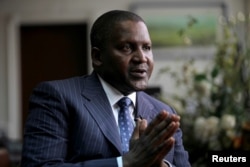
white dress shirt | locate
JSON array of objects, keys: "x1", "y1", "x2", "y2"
[{"x1": 98, "y1": 75, "x2": 136, "y2": 126}]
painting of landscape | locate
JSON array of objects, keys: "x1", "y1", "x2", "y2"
[{"x1": 135, "y1": 5, "x2": 223, "y2": 48}]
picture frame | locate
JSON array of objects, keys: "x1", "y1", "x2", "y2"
[{"x1": 130, "y1": 1, "x2": 227, "y2": 60}]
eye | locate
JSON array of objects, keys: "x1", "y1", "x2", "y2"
[
  {"x1": 143, "y1": 45, "x2": 151, "y2": 51},
  {"x1": 121, "y1": 44, "x2": 133, "y2": 53}
]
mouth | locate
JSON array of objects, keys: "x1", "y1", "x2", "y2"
[{"x1": 130, "y1": 68, "x2": 148, "y2": 78}]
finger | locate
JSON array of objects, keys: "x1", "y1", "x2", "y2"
[
  {"x1": 171, "y1": 114, "x2": 181, "y2": 122},
  {"x1": 160, "y1": 110, "x2": 181, "y2": 123},
  {"x1": 154, "y1": 122, "x2": 179, "y2": 145},
  {"x1": 139, "y1": 119, "x2": 147, "y2": 136},
  {"x1": 162, "y1": 110, "x2": 180, "y2": 123},
  {"x1": 145, "y1": 112, "x2": 179, "y2": 141},
  {"x1": 131, "y1": 118, "x2": 142, "y2": 140},
  {"x1": 143, "y1": 137, "x2": 175, "y2": 165},
  {"x1": 153, "y1": 137, "x2": 175, "y2": 164},
  {"x1": 148, "y1": 121, "x2": 179, "y2": 147},
  {"x1": 144, "y1": 111, "x2": 168, "y2": 135},
  {"x1": 144, "y1": 110, "x2": 180, "y2": 136}
]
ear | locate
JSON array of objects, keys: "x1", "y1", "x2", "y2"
[{"x1": 91, "y1": 47, "x2": 103, "y2": 66}]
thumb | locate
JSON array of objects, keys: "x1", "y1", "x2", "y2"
[
  {"x1": 139, "y1": 119, "x2": 147, "y2": 136},
  {"x1": 131, "y1": 118, "x2": 141, "y2": 140},
  {"x1": 129, "y1": 119, "x2": 148, "y2": 150},
  {"x1": 131, "y1": 118, "x2": 148, "y2": 140}
]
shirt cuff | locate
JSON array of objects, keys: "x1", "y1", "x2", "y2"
[
  {"x1": 164, "y1": 160, "x2": 173, "y2": 167},
  {"x1": 118, "y1": 156, "x2": 173, "y2": 167},
  {"x1": 117, "y1": 156, "x2": 123, "y2": 167}
]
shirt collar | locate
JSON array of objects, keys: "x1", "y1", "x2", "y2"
[{"x1": 97, "y1": 75, "x2": 136, "y2": 107}]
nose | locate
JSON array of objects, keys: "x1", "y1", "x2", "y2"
[{"x1": 133, "y1": 49, "x2": 147, "y2": 63}]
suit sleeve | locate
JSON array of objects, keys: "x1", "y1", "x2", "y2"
[
  {"x1": 21, "y1": 82, "x2": 118, "y2": 167},
  {"x1": 168, "y1": 107, "x2": 191, "y2": 167}
]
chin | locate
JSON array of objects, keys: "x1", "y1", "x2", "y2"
[
  {"x1": 122, "y1": 85, "x2": 147, "y2": 95},
  {"x1": 133, "y1": 83, "x2": 148, "y2": 91}
]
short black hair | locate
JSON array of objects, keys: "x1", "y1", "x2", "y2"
[{"x1": 90, "y1": 10, "x2": 145, "y2": 49}]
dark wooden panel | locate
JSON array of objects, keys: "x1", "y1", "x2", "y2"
[{"x1": 20, "y1": 23, "x2": 88, "y2": 134}]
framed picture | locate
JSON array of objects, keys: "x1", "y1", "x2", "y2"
[{"x1": 130, "y1": 1, "x2": 227, "y2": 60}]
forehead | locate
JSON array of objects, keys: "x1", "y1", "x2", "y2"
[{"x1": 111, "y1": 20, "x2": 151, "y2": 43}]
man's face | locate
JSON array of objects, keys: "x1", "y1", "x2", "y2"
[{"x1": 96, "y1": 20, "x2": 154, "y2": 95}]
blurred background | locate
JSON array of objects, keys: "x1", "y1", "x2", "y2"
[{"x1": 0, "y1": 0, "x2": 249, "y2": 166}]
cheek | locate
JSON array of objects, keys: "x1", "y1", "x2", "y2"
[
  {"x1": 110, "y1": 60, "x2": 129, "y2": 78},
  {"x1": 115, "y1": 57, "x2": 130, "y2": 71},
  {"x1": 148, "y1": 59, "x2": 154, "y2": 77}
]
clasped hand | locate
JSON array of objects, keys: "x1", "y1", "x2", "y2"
[{"x1": 122, "y1": 110, "x2": 180, "y2": 167}]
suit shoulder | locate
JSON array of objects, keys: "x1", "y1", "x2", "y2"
[
  {"x1": 37, "y1": 75, "x2": 86, "y2": 87},
  {"x1": 140, "y1": 91, "x2": 177, "y2": 114},
  {"x1": 32, "y1": 75, "x2": 90, "y2": 95},
  {"x1": 140, "y1": 91, "x2": 166, "y2": 106}
]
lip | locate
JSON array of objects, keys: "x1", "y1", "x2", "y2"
[{"x1": 130, "y1": 68, "x2": 147, "y2": 78}]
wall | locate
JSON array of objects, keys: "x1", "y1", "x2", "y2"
[{"x1": 0, "y1": 0, "x2": 247, "y2": 140}]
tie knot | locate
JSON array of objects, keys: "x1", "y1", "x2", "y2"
[{"x1": 117, "y1": 97, "x2": 132, "y2": 109}]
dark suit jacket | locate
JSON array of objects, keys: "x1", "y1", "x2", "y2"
[{"x1": 21, "y1": 72, "x2": 190, "y2": 167}]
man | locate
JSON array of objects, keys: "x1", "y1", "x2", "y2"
[{"x1": 21, "y1": 10, "x2": 191, "y2": 167}]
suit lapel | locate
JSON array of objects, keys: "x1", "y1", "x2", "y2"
[
  {"x1": 81, "y1": 72, "x2": 122, "y2": 154},
  {"x1": 135, "y1": 92, "x2": 157, "y2": 123}
]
